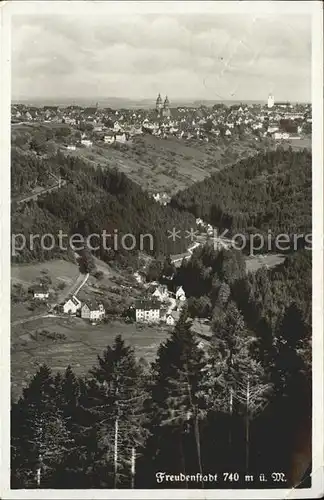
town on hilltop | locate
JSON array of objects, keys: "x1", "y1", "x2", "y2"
[{"x1": 11, "y1": 93, "x2": 311, "y2": 146}]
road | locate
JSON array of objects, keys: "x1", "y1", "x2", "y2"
[
  {"x1": 12, "y1": 272, "x2": 90, "y2": 326},
  {"x1": 171, "y1": 226, "x2": 285, "y2": 274},
  {"x1": 171, "y1": 235, "x2": 231, "y2": 267},
  {"x1": 171, "y1": 241, "x2": 201, "y2": 266},
  {"x1": 54, "y1": 272, "x2": 89, "y2": 306},
  {"x1": 12, "y1": 174, "x2": 66, "y2": 205}
]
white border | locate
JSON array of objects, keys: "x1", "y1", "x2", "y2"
[{"x1": 1, "y1": 1, "x2": 323, "y2": 499}]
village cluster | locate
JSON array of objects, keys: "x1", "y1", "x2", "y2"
[
  {"x1": 11, "y1": 94, "x2": 311, "y2": 149},
  {"x1": 32, "y1": 281, "x2": 187, "y2": 327}
]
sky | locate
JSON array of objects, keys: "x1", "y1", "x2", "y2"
[{"x1": 11, "y1": 13, "x2": 311, "y2": 103}]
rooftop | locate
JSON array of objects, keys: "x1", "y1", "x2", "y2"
[{"x1": 135, "y1": 299, "x2": 161, "y2": 310}]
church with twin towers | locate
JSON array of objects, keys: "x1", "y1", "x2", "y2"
[{"x1": 155, "y1": 93, "x2": 171, "y2": 118}]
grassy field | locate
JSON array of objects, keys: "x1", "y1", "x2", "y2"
[
  {"x1": 61, "y1": 135, "x2": 264, "y2": 195},
  {"x1": 11, "y1": 259, "x2": 79, "y2": 287},
  {"x1": 11, "y1": 316, "x2": 171, "y2": 401},
  {"x1": 245, "y1": 253, "x2": 286, "y2": 273}
]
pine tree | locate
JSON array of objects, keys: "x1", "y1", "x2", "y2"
[
  {"x1": 147, "y1": 311, "x2": 208, "y2": 486},
  {"x1": 11, "y1": 365, "x2": 74, "y2": 488},
  {"x1": 83, "y1": 336, "x2": 148, "y2": 488},
  {"x1": 272, "y1": 302, "x2": 309, "y2": 398},
  {"x1": 207, "y1": 302, "x2": 271, "y2": 473}
]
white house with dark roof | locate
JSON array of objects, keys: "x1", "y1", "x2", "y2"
[
  {"x1": 63, "y1": 295, "x2": 81, "y2": 315},
  {"x1": 81, "y1": 301, "x2": 105, "y2": 321},
  {"x1": 176, "y1": 286, "x2": 186, "y2": 301},
  {"x1": 166, "y1": 313, "x2": 175, "y2": 326},
  {"x1": 33, "y1": 285, "x2": 49, "y2": 300},
  {"x1": 135, "y1": 299, "x2": 160, "y2": 323}
]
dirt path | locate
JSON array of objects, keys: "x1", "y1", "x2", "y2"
[{"x1": 54, "y1": 272, "x2": 89, "y2": 306}]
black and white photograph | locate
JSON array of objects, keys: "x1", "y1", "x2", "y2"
[{"x1": 1, "y1": 0, "x2": 323, "y2": 498}]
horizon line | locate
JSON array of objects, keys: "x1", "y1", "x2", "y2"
[{"x1": 12, "y1": 97, "x2": 310, "y2": 106}]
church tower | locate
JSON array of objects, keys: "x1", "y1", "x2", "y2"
[
  {"x1": 162, "y1": 95, "x2": 171, "y2": 118},
  {"x1": 267, "y1": 94, "x2": 274, "y2": 108},
  {"x1": 156, "y1": 93, "x2": 163, "y2": 116}
]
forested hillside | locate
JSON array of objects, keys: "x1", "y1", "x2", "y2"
[
  {"x1": 173, "y1": 245, "x2": 311, "y2": 329},
  {"x1": 11, "y1": 149, "x2": 196, "y2": 265},
  {"x1": 171, "y1": 147, "x2": 311, "y2": 248}
]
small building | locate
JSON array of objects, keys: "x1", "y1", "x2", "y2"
[
  {"x1": 176, "y1": 286, "x2": 186, "y2": 301},
  {"x1": 81, "y1": 301, "x2": 105, "y2": 321},
  {"x1": 166, "y1": 313, "x2": 175, "y2": 326},
  {"x1": 267, "y1": 126, "x2": 279, "y2": 134},
  {"x1": 63, "y1": 295, "x2": 81, "y2": 315},
  {"x1": 273, "y1": 132, "x2": 290, "y2": 140},
  {"x1": 33, "y1": 285, "x2": 49, "y2": 300},
  {"x1": 66, "y1": 144, "x2": 76, "y2": 151},
  {"x1": 104, "y1": 133, "x2": 115, "y2": 144},
  {"x1": 115, "y1": 132, "x2": 128, "y2": 144},
  {"x1": 152, "y1": 284, "x2": 169, "y2": 302},
  {"x1": 113, "y1": 121, "x2": 122, "y2": 132},
  {"x1": 135, "y1": 299, "x2": 160, "y2": 323},
  {"x1": 81, "y1": 139, "x2": 93, "y2": 148}
]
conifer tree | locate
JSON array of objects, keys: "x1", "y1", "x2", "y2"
[
  {"x1": 83, "y1": 336, "x2": 148, "y2": 488},
  {"x1": 148, "y1": 311, "x2": 208, "y2": 485},
  {"x1": 207, "y1": 302, "x2": 271, "y2": 472},
  {"x1": 11, "y1": 365, "x2": 74, "y2": 488}
]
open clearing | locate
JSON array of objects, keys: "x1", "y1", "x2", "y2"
[
  {"x1": 245, "y1": 253, "x2": 286, "y2": 273},
  {"x1": 11, "y1": 259, "x2": 79, "y2": 287},
  {"x1": 11, "y1": 316, "x2": 171, "y2": 401},
  {"x1": 63, "y1": 135, "x2": 264, "y2": 195}
]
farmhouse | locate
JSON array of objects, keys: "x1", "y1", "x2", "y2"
[
  {"x1": 63, "y1": 295, "x2": 81, "y2": 315},
  {"x1": 33, "y1": 285, "x2": 49, "y2": 300},
  {"x1": 81, "y1": 301, "x2": 105, "y2": 321},
  {"x1": 135, "y1": 299, "x2": 160, "y2": 323}
]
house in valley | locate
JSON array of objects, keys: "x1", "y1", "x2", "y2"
[
  {"x1": 81, "y1": 301, "x2": 105, "y2": 322},
  {"x1": 135, "y1": 299, "x2": 160, "y2": 323},
  {"x1": 175, "y1": 286, "x2": 186, "y2": 301},
  {"x1": 33, "y1": 285, "x2": 49, "y2": 300},
  {"x1": 152, "y1": 284, "x2": 169, "y2": 302},
  {"x1": 81, "y1": 138, "x2": 93, "y2": 148},
  {"x1": 166, "y1": 313, "x2": 175, "y2": 326},
  {"x1": 63, "y1": 295, "x2": 81, "y2": 315}
]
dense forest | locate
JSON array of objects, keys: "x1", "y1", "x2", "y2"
[
  {"x1": 171, "y1": 148, "x2": 311, "y2": 251},
  {"x1": 11, "y1": 248, "x2": 312, "y2": 489},
  {"x1": 172, "y1": 245, "x2": 311, "y2": 328},
  {"x1": 11, "y1": 148, "x2": 196, "y2": 266}
]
